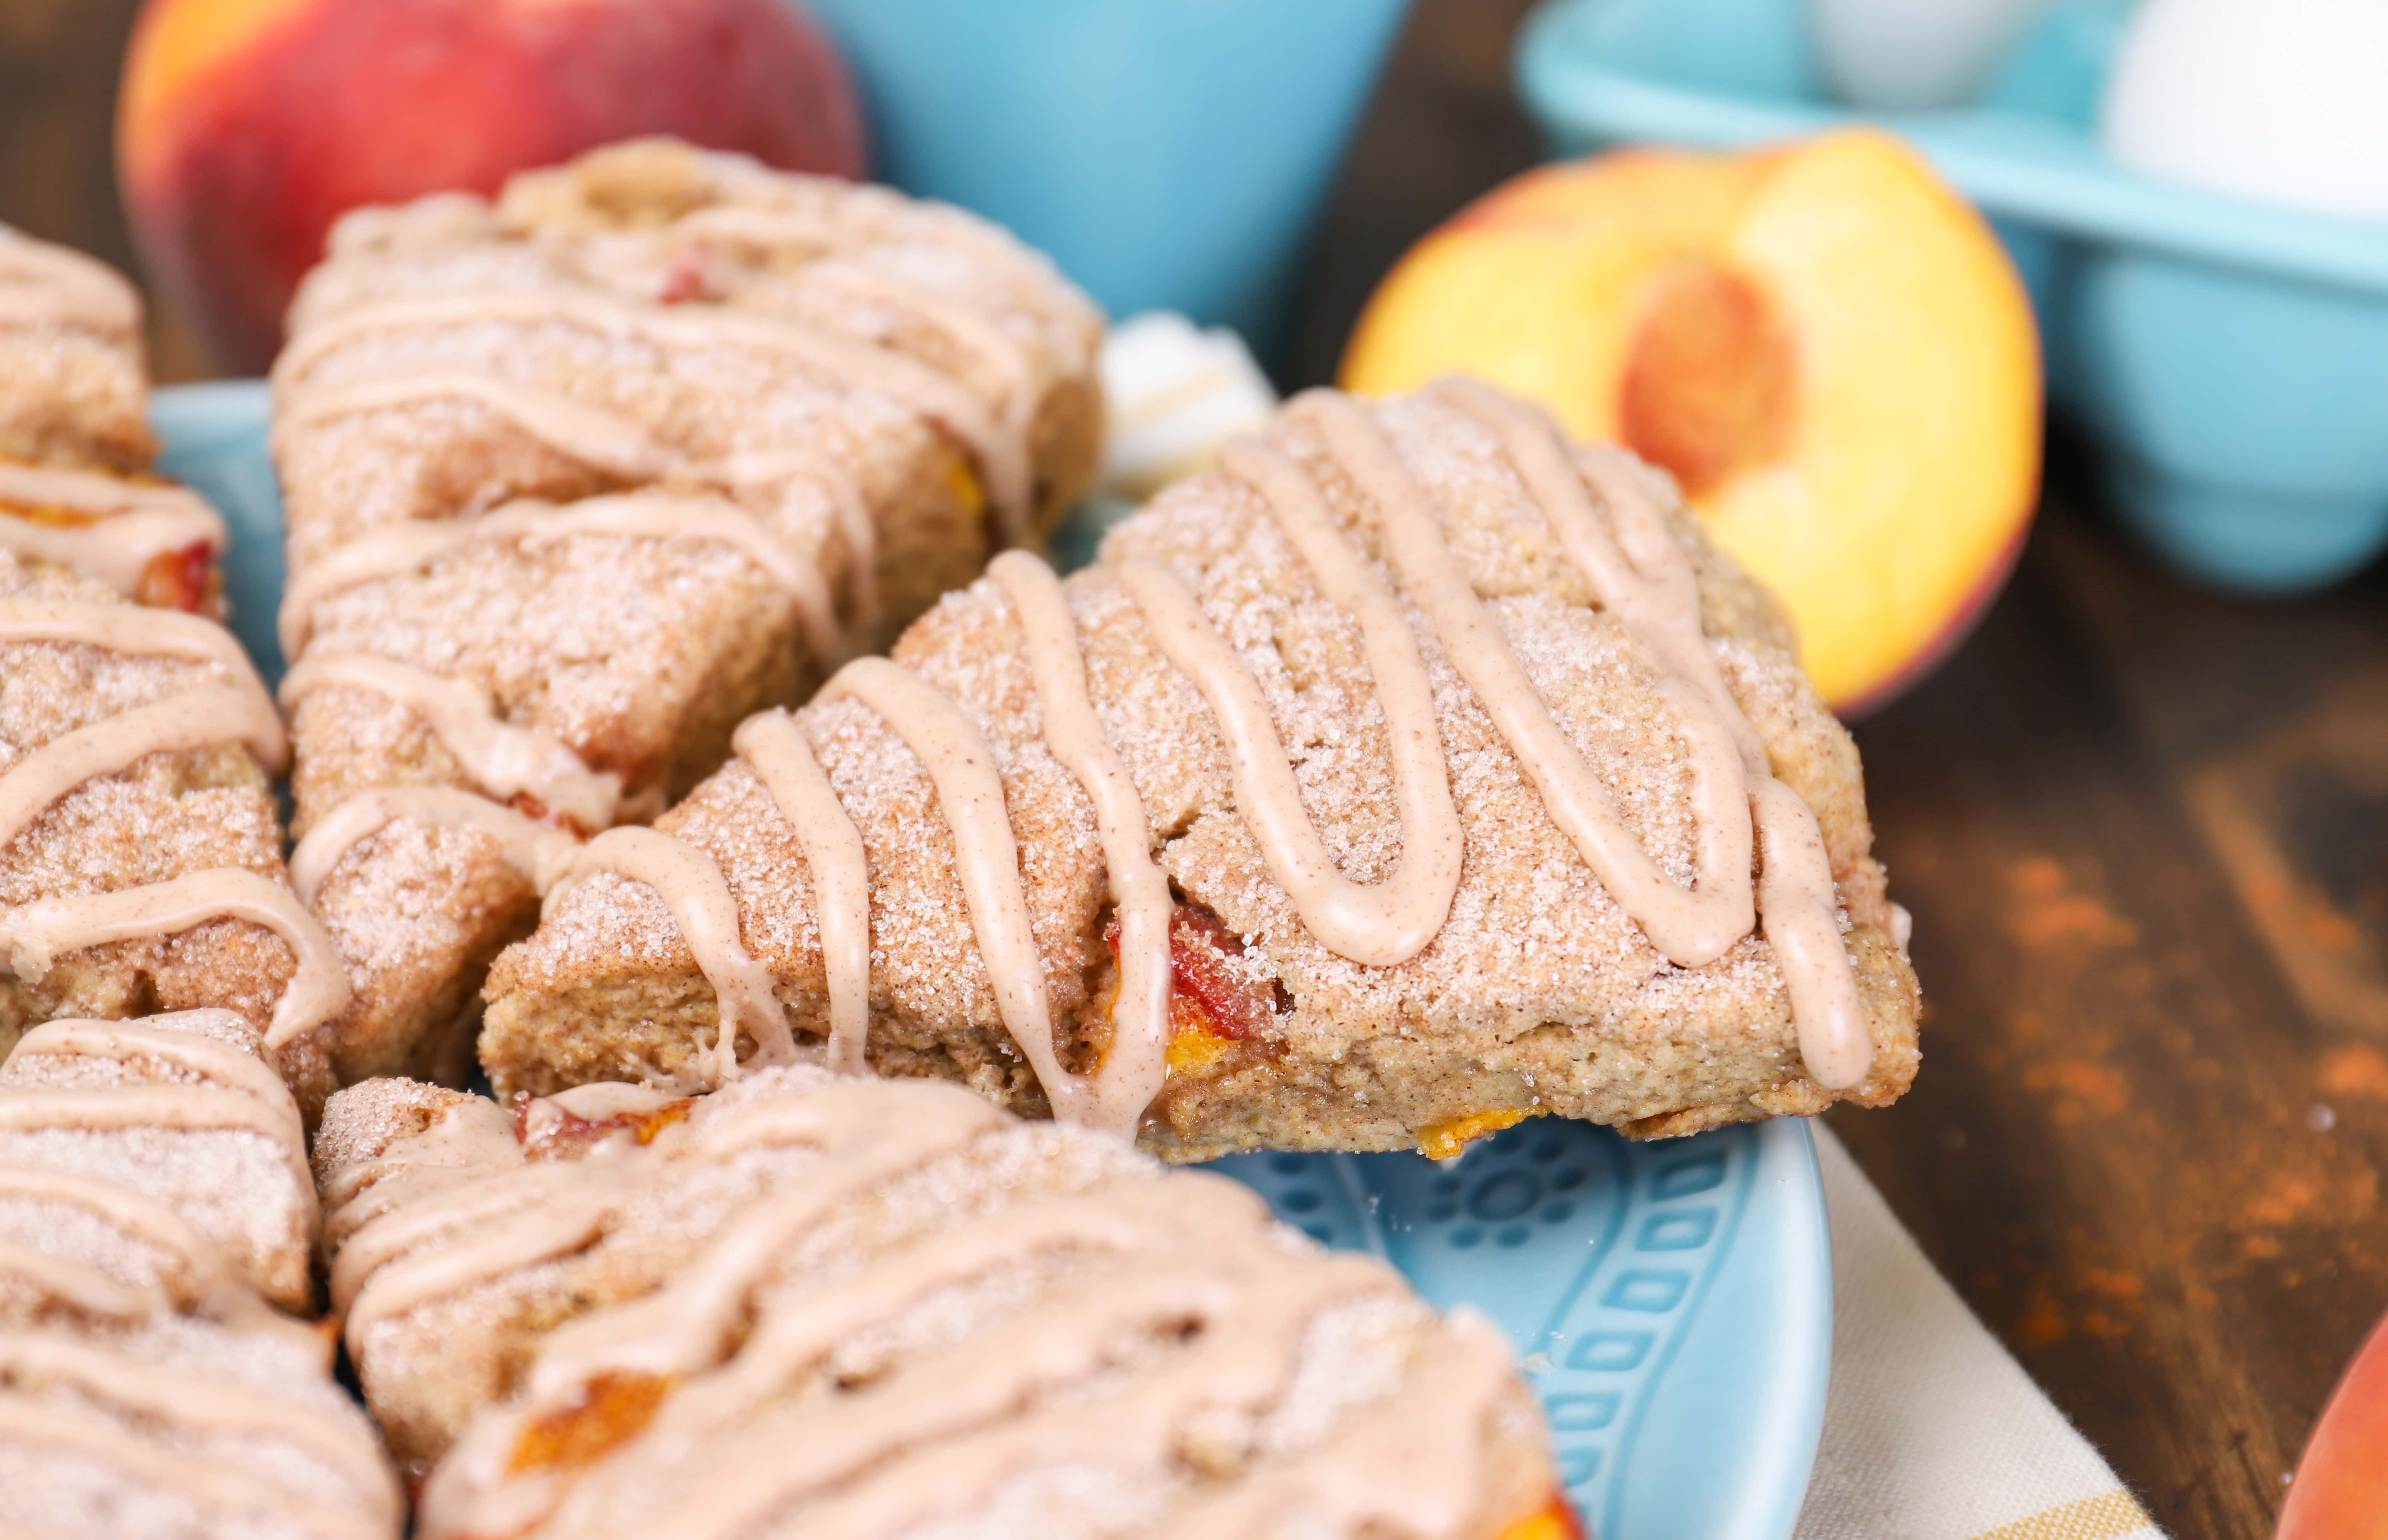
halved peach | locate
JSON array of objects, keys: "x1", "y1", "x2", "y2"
[{"x1": 1341, "y1": 128, "x2": 2042, "y2": 713}]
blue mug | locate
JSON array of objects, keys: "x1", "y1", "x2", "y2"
[{"x1": 800, "y1": 0, "x2": 1413, "y2": 344}]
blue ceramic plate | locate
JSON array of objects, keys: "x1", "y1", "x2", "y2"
[{"x1": 152, "y1": 380, "x2": 1833, "y2": 1540}]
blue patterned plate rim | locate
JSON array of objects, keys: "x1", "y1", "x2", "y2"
[{"x1": 149, "y1": 380, "x2": 1833, "y2": 1540}]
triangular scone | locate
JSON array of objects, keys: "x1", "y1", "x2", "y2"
[
  {"x1": 484, "y1": 382, "x2": 1921, "y2": 1156},
  {"x1": 0, "y1": 554, "x2": 346, "y2": 1112},
  {"x1": 316, "y1": 1066, "x2": 1564, "y2": 1540},
  {"x1": 1, "y1": 224, "x2": 227, "y2": 618},
  {"x1": 275, "y1": 135, "x2": 1103, "y2": 643},
  {"x1": 274, "y1": 138, "x2": 1104, "y2": 1088},
  {"x1": 0, "y1": 1012, "x2": 400, "y2": 1540},
  {"x1": 0, "y1": 1009, "x2": 316, "y2": 1310}
]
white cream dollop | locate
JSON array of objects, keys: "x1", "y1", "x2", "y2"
[{"x1": 1097, "y1": 311, "x2": 1279, "y2": 500}]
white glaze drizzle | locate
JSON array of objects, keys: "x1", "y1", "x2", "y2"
[
  {"x1": 661, "y1": 195, "x2": 1107, "y2": 342},
  {"x1": 542, "y1": 827, "x2": 795, "y2": 1086},
  {"x1": 0, "y1": 1391, "x2": 386, "y2": 1540},
  {"x1": 0, "y1": 1121, "x2": 319, "y2": 1354},
  {"x1": 6, "y1": 1017, "x2": 303, "y2": 1144},
  {"x1": 662, "y1": 203, "x2": 840, "y2": 256},
  {"x1": 0, "y1": 1240, "x2": 163, "y2": 1320},
  {"x1": 0, "y1": 1015, "x2": 320, "y2": 1289},
  {"x1": 0, "y1": 1084, "x2": 302, "y2": 1177},
  {"x1": 563, "y1": 1256, "x2": 1378, "y2": 1540},
  {"x1": 1121, "y1": 434, "x2": 1465, "y2": 964},
  {"x1": 330, "y1": 1079, "x2": 979, "y2": 1351},
  {"x1": 0, "y1": 507, "x2": 223, "y2": 600},
  {"x1": 330, "y1": 1152, "x2": 574, "y2": 1319},
  {"x1": 290, "y1": 786, "x2": 579, "y2": 906},
  {"x1": 507, "y1": 1080, "x2": 1004, "y2": 1404},
  {"x1": 731, "y1": 710, "x2": 872, "y2": 1075},
  {"x1": 691, "y1": 448, "x2": 877, "y2": 645},
  {"x1": 1752, "y1": 778, "x2": 1873, "y2": 1087},
  {"x1": 341, "y1": 1171, "x2": 618, "y2": 1355},
  {"x1": 274, "y1": 286, "x2": 1024, "y2": 535},
  {"x1": 0, "y1": 464, "x2": 226, "y2": 598},
  {"x1": 1303, "y1": 389, "x2": 1758, "y2": 966},
  {"x1": 276, "y1": 372, "x2": 673, "y2": 481},
  {"x1": 339, "y1": 1068, "x2": 1509, "y2": 1540},
  {"x1": 0, "y1": 1167, "x2": 237, "y2": 1315},
  {"x1": 0, "y1": 1332, "x2": 398, "y2": 1519},
  {"x1": 0, "y1": 868, "x2": 352, "y2": 1051},
  {"x1": 0, "y1": 596, "x2": 269, "y2": 690},
  {"x1": 818, "y1": 657, "x2": 1069, "y2": 1100},
  {"x1": 1428, "y1": 378, "x2": 1869, "y2": 1085},
  {"x1": 987, "y1": 551, "x2": 1173, "y2": 1131},
  {"x1": 0, "y1": 227, "x2": 139, "y2": 336},
  {"x1": 799, "y1": 259, "x2": 1038, "y2": 541},
  {"x1": 1148, "y1": 1307, "x2": 1516, "y2": 1540},
  {"x1": 276, "y1": 491, "x2": 834, "y2": 661},
  {"x1": 277, "y1": 654, "x2": 623, "y2": 833},
  {"x1": 0, "y1": 682, "x2": 290, "y2": 857}
]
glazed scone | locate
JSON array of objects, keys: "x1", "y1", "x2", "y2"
[
  {"x1": 277, "y1": 134, "x2": 1104, "y2": 637},
  {"x1": 0, "y1": 1304, "x2": 400, "y2": 1540},
  {"x1": 315, "y1": 1066, "x2": 1567, "y2": 1539},
  {"x1": 484, "y1": 381, "x2": 1920, "y2": 1156},
  {"x1": 0, "y1": 1009, "x2": 316, "y2": 1310},
  {"x1": 0, "y1": 1012, "x2": 399, "y2": 1540},
  {"x1": 0, "y1": 224, "x2": 155, "y2": 474},
  {"x1": 275, "y1": 137, "x2": 1105, "y2": 1088},
  {"x1": 0, "y1": 553, "x2": 346, "y2": 1111},
  {"x1": 1, "y1": 224, "x2": 227, "y2": 618}
]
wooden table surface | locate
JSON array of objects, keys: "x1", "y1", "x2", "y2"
[{"x1": 7, "y1": 2, "x2": 2382, "y2": 1535}]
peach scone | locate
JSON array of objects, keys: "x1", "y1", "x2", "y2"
[
  {"x1": 273, "y1": 137, "x2": 1104, "y2": 1088},
  {"x1": 1, "y1": 231, "x2": 349, "y2": 1110},
  {"x1": 482, "y1": 380, "x2": 1920, "y2": 1158},
  {"x1": 316, "y1": 1065, "x2": 1566, "y2": 1539},
  {"x1": 0, "y1": 1010, "x2": 400, "y2": 1539},
  {"x1": 0, "y1": 550, "x2": 347, "y2": 1109},
  {"x1": 1, "y1": 224, "x2": 226, "y2": 616},
  {"x1": 0, "y1": 1007, "x2": 316, "y2": 1310}
]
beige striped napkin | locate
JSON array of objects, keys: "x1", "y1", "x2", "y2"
[{"x1": 1799, "y1": 1127, "x2": 2166, "y2": 1540}]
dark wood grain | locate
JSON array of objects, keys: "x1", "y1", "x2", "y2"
[
  {"x1": 0, "y1": 0, "x2": 199, "y2": 380},
  {"x1": 5, "y1": 1, "x2": 2379, "y2": 1535}
]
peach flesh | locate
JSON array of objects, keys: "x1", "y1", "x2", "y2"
[
  {"x1": 1336, "y1": 129, "x2": 2043, "y2": 714},
  {"x1": 1619, "y1": 260, "x2": 1795, "y2": 498}
]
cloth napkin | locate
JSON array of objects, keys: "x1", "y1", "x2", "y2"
[{"x1": 1797, "y1": 1127, "x2": 2167, "y2": 1540}]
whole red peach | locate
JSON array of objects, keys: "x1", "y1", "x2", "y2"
[
  {"x1": 2279, "y1": 1306, "x2": 2388, "y2": 1540},
  {"x1": 119, "y1": 0, "x2": 866, "y2": 372}
]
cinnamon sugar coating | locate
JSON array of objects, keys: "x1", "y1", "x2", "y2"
[
  {"x1": 315, "y1": 1067, "x2": 1556, "y2": 1538},
  {"x1": 0, "y1": 1009, "x2": 316, "y2": 1309},
  {"x1": 0, "y1": 555, "x2": 333, "y2": 1109},
  {"x1": 278, "y1": 137, "x2": 1105, "y2": 1088},
  {"x1": 0, "y1": 1009, "x2": 400, "y2": 1539},
  {"x1": 483, "y1": 388, "x2": 1920, "y2": 1154},
  {"x1": 0, "y1": 224, "x2": 155, "y2": 472}
]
